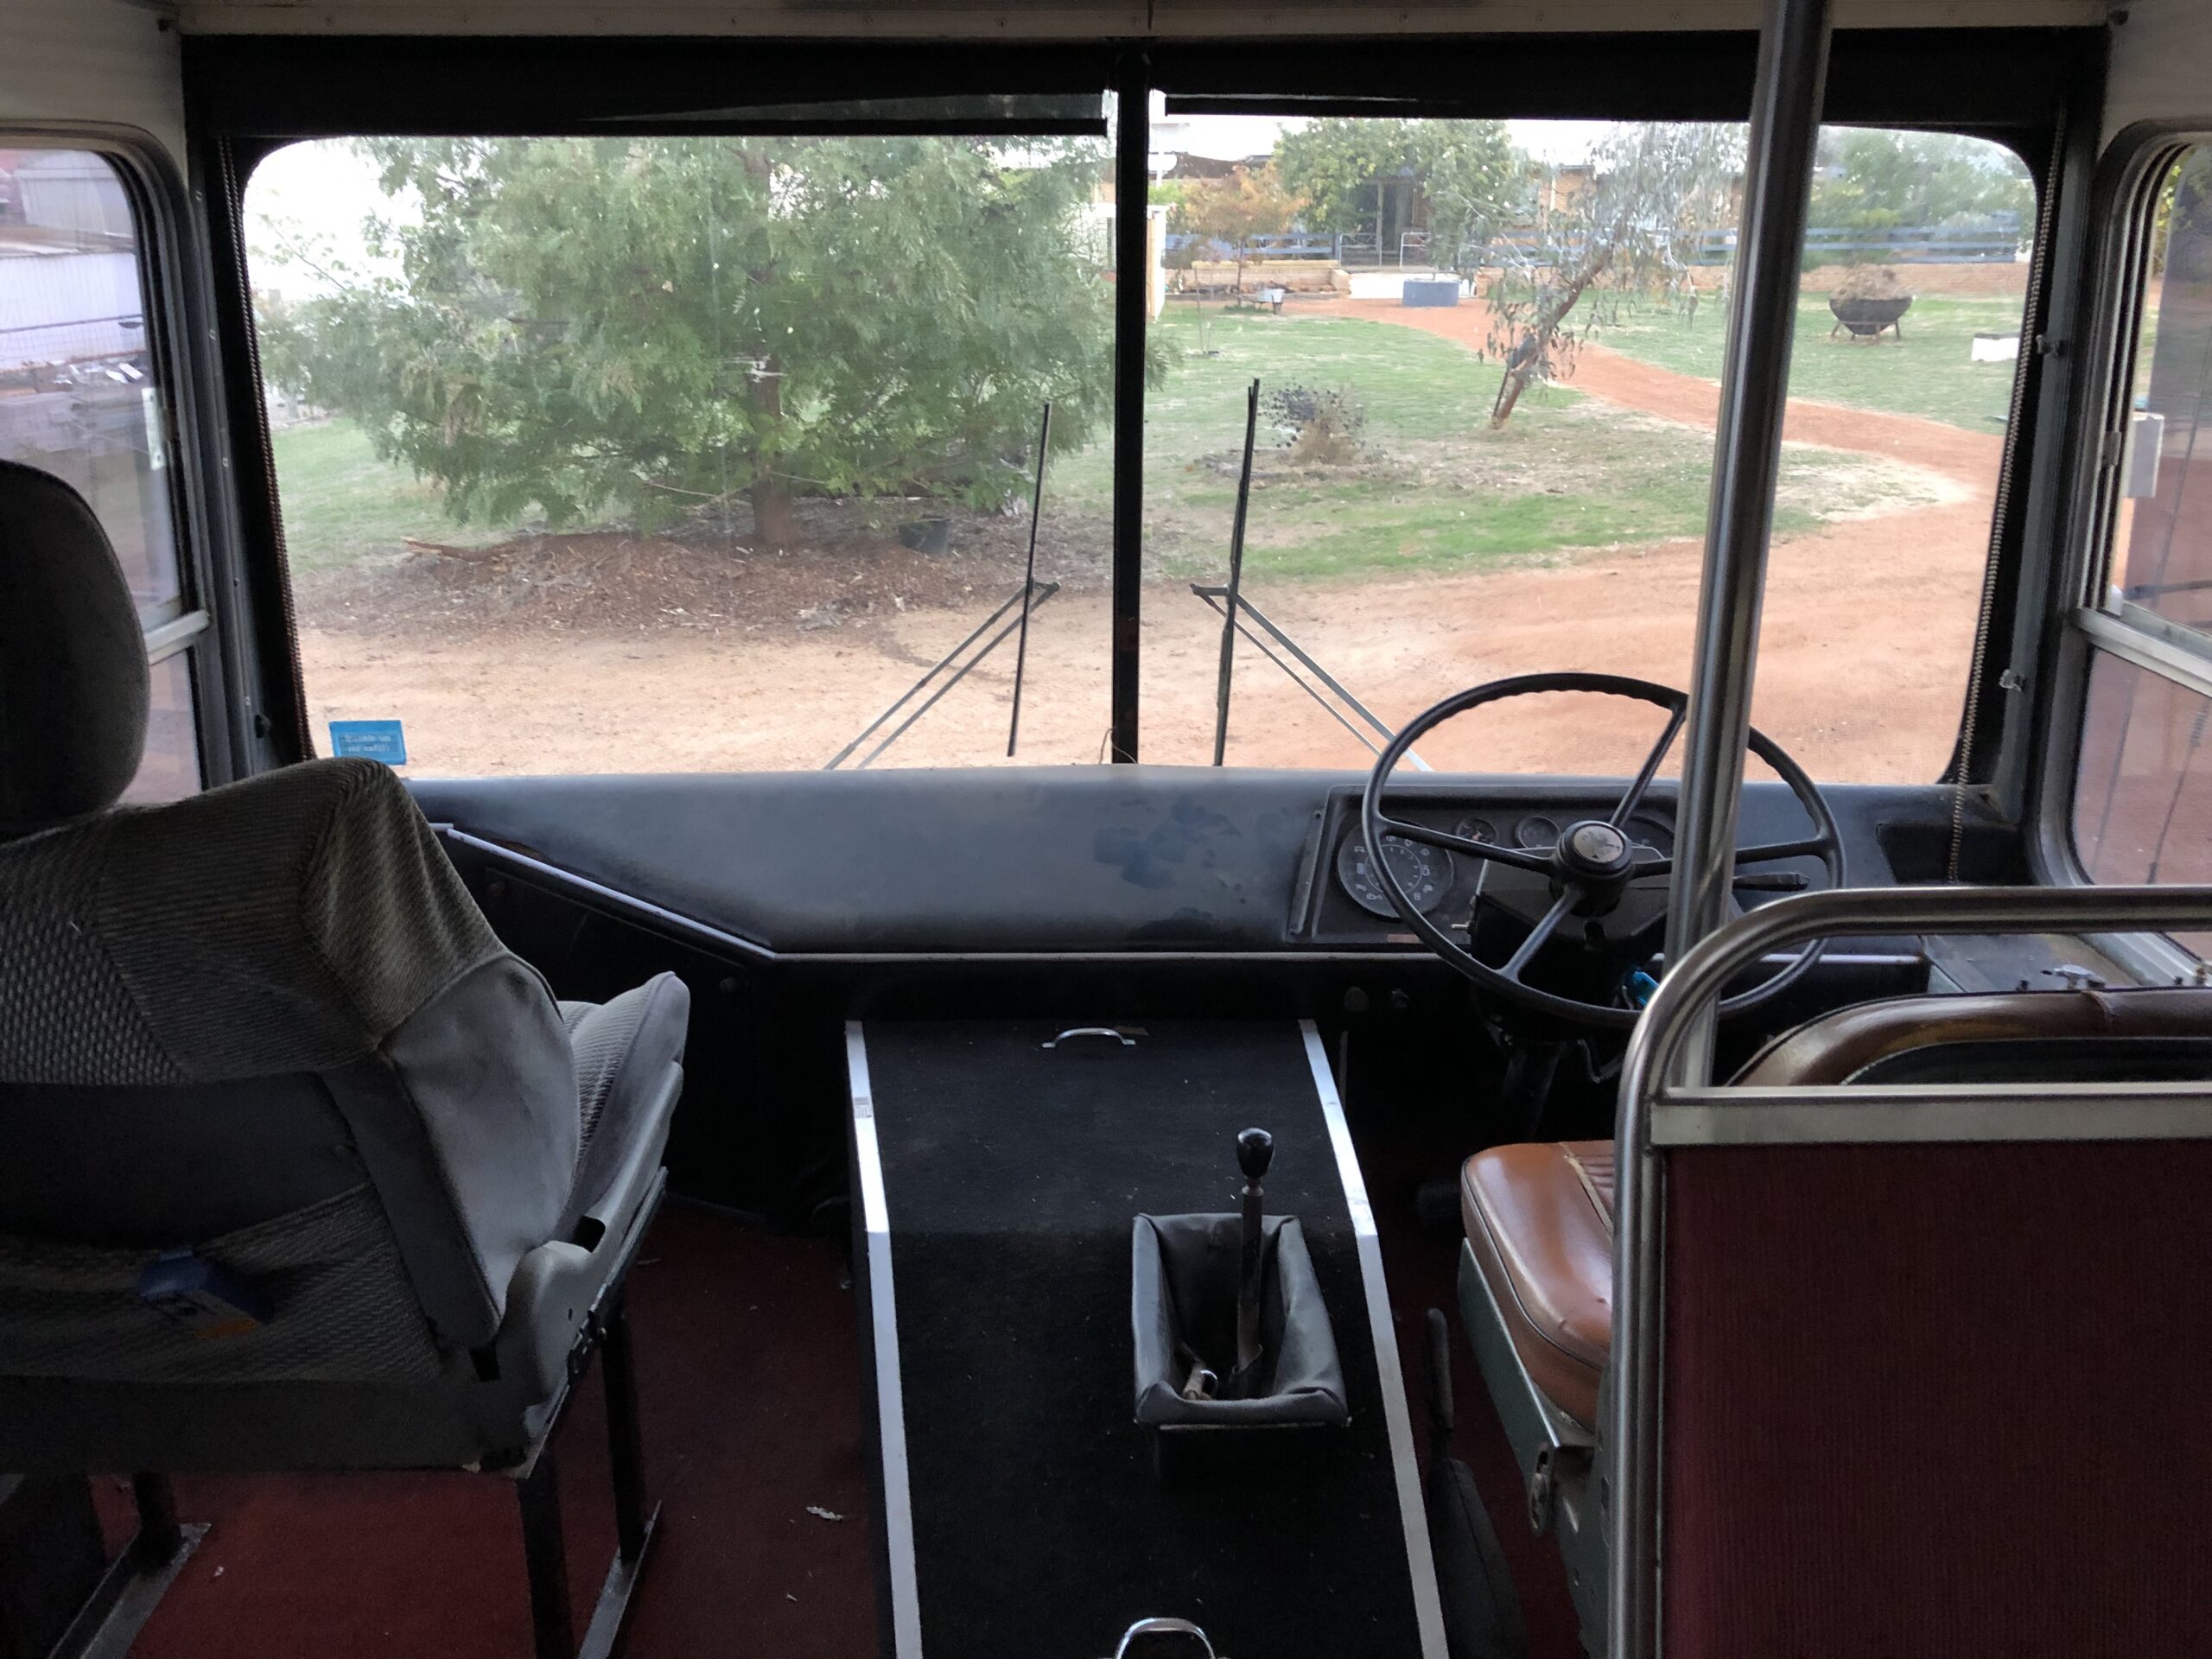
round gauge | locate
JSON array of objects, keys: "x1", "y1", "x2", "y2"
[
  {"x1": 1515, "y1": 814, "x2": 1560, "y2": 850},
  {"x1": 1454, "y1": 816, "x2": 1497, "y2": 847},
  {"x1": 1628, "y1": 814, "x2": 1673, "y2": 855},
  {"x1": 1335, "y1": 832, "x2": 1455, "y2": 918}
]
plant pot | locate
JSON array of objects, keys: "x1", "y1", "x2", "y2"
[
  {"x1": 897, "y1": 517, "x2": 951, "y2": 555},
  {"x1": 1828, "y1": 294, "x2": 1913, "y2": 338}
]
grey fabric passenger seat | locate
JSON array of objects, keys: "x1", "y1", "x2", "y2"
[{"x1": 0, "y1": 454, "x2": 689, "y2": 1481}]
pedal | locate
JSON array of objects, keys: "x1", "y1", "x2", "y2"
[{"x1": 1414, "y1": 1174, "x2": 1464, "y2": 1233}]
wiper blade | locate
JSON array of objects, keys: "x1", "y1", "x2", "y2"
[
  {"x1": 1007, "y1": 399, "x2": 1053, "y2": 759},
  {"x1": 1211, "y1": 378, "x2": 1262, "y2": 766}
]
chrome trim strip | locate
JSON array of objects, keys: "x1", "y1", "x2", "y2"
[
  {"x1": 1654, "y1": 1082, "x2": 2212, "y2": 1145},
  {"x1": 438, "y1": 827, "x2": 778, "y2": 961},
  {"x1": 846, "y1": 1022, "x2": 924, "y2": 1659},
  {"x1": 1300, "y1": 1020, "x2": 1447, "y2": 1659}
]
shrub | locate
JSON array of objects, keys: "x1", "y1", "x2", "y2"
[{"x1": 1265, "y1": 384, "x2": 1366, "y2": 466}]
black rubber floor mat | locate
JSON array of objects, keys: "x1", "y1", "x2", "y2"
[{"x1": 855, "y1": 1019, "x2": 1432, "y2": 1658}]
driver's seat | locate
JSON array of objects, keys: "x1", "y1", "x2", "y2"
[
  {"x1": 1460, "y1": 984, "x2": 2212, "y2": 1437},
  {"x1": 1459, "y1": 1140, "x2": 1612, "y2": 1431}
]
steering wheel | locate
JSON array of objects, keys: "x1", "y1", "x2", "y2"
[{"x1": 1359, "y1": 671, "x2": 1844, "y2": 1031}]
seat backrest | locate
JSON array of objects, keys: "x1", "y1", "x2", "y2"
[
  {"x1": 1658, "y1": 988, "x2": 2212, "y2": 1659},
  {"x1": 1737, "y1": 982, "x2": 2212, "y2": 1084},
  {"x1": 0, "y1": 461, "x2": 579, "y2": 1394}
]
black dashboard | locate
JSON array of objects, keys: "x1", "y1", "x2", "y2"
[
  {"x1": 410, "y1": 765, "x2": 2039, "y2": 1219},
  {"x1": 411, "y1": 766, "x2": 1997, "y2": 960}
]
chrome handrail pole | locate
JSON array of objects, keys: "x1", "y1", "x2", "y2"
[{"x1": 1617, "y1": 2, "x2": 1832, "y2": 1651}]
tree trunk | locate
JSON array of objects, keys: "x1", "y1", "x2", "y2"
[
  {"x1": 1490, "y1": 365, "x2": 1533, "y2": 427},
  {"x1": 1487, "y1": 248, "x2": 1614, "y2": 429},
  {"x1": 747, "y1": 354, "x2": 797, "y2": 550},
  {"x1": 750, "y1": 477, "x2": 799, "y2": 551}
]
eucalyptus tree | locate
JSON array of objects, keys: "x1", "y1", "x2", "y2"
[
  {"x1": 291, "y1": 135, "x2": 1119, "y2": 550},
  {"x1": 1484, "y1": 124, "x2": 1744, "y2": 427}
]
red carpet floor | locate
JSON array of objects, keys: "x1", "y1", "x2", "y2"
[
  {"x1": 92, "y1": 1129, "x2": 1578, "y2": 1659},
  {"x1": 106, "y1": 1205, "x2": 878, "y2": 1659}
]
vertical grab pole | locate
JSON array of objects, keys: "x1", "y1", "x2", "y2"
[
  {"x1": 1211, "y1": 379, "x2": 1262, "y2": 766},
  {"x1": 1007, "y1": 400, "x2": 1053, "y2": 758},
  {"x1": 1659, "y1": 0, "x2": 1833, "y2": 1014},
  {"x1": 1109, "y1": 55, "x2": 1151, "y2": 763},
  {"x1": 1617, "y1": 3, "x2": 1832, "y2": 1658}
]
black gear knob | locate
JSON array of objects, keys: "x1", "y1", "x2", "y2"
[{"x1": 1236, "y1": 1127, "x2": 1274, "y2": 1181}]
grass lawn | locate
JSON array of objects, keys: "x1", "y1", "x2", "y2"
[
  {"x1": 1052, "y1": 305, "x2": 1569, "y2": 517},
  {"x1": 1597, "y1": 293, "x2": 2027, "y2": 432},
  {"x1": 273, "y1": 308, "x2": 1929, "y2": 591},
  {"x1": 270, "y1": 419, "x2": 509, "y2": 571},
  {"x1": 1054, "y1": 306, "x2": 1912, "y2": 582}
]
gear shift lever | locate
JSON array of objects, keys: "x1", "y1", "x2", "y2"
[{"x1": 1234, "y1": 1128, "x2": 1273, "y2": 1381}]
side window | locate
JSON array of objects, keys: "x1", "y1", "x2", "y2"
[
  {"x1": 2071, "y1": 143, "x2": 2212, "y2": 953},
  {"x1": 0, "y1": 146, "x2": 202, "y2": 802}
]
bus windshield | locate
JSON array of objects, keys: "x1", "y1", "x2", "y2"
[{"x1": 243, "y1": 113, "x2": 2033, "y2": 779}]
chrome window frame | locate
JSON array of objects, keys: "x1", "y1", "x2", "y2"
[{"x1": 2031, "y1": 118, "x2": 2212, "y2": 980}]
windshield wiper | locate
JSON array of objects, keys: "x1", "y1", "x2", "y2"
[
  {"x1": 1211, "y1": 378, "x2": 1261, "y2": 766},
  {"x1": 1007, "y1": 400, "x2": 1053, "y2": 758}
]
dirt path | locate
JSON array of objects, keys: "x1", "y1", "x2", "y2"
[
  {"x1": 1320, "y1": 294, "x2": 2004, "y2": 487},
  {"x1": 302, "y1": 299, "x2": 2005, "y2": 783}
]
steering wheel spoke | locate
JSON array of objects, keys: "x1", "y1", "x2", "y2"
[
  {"x1": 1734, "y1": 833, "x2": 1831, "y2": 865},
  {"x1": 1497, "y1": 883, "x2": 1582, "y2": 982},
  {"x1": 1610, "y1": 701, "x2": 1687, "y2": 828},
  {"x1": 1378, "y1": 813, "x2": 1555, "y2": 874}
]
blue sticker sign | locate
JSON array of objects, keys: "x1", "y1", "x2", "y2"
[{"x1": 328, "y1": 719, "x2": 409, "y2": 766}]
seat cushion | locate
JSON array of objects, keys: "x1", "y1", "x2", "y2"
[
  {"x1": 1460, "y1": 1140, "x2": 1614, "y2": 1428},
  {"x1": 557, "y1": 972, "x2": 690, "y2": 1217}
]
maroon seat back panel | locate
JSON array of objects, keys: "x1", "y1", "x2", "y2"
[{"x1": 1662, "y1": 1141, "x2": 2212, "y2": 1659}]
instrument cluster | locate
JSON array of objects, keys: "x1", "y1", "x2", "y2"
[{"x1": 1313, "y1": 797, "x2": 1675, "y2": 927}]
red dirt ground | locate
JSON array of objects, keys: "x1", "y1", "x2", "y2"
[{"x1": 299, "y1": 298, "x2": 2003, "y2": 783}]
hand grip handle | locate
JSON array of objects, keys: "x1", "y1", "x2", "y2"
[{"x1": 1041, "y1": 1027, "x2": 1136, "y2": 1049}]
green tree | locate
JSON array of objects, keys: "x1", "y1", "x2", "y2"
[
  {"x1": 1484, "y1": 123, "x2": 1743, "y2": 427},
  {"x1": 292, "y1": 136, "x2": 1122, "y2": 550},
  {"x1": 1808, "y1": 130, "x2": 2033, "y2": 249},
  {"x1": 252, "y1": 289, "x2": 318, "y2": 404},
  {"x1": 1273, "y1": 118, "x2": 1522, "y2": 263},
  {"x1": 1174, "y1": 162, "x2": 1305, "y2": 290}
]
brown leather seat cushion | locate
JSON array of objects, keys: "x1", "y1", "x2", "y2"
[{"x1": 1460, "y1": 1139, "x2": 1614, "y2": 1428}]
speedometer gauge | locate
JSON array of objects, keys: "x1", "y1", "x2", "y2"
[{"x1": 1335, "y1": 832, "x2": 1455, "y2": 918}]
